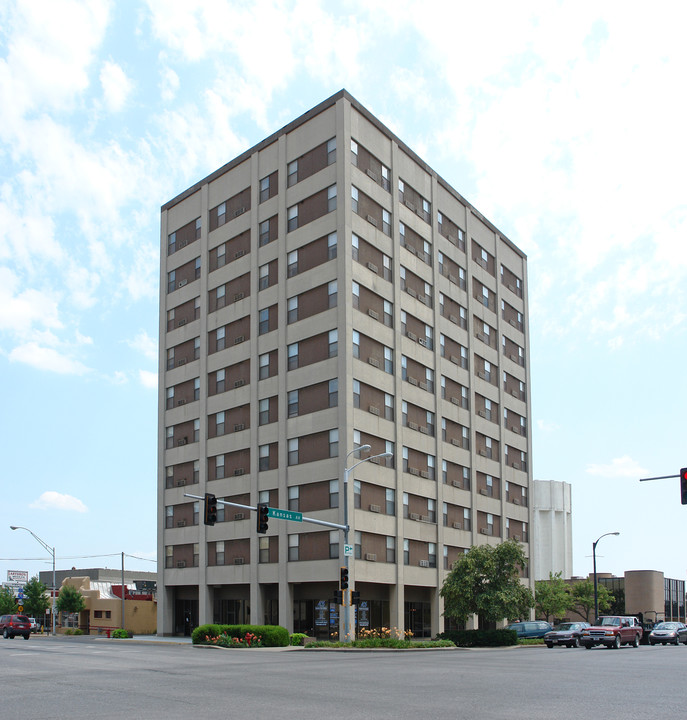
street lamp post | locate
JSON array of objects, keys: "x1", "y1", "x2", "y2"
[
  {"x1": 10, "y1": 526, "x2": 56, "y2": 635},
  {"x1": 593, "y1": 531, "x2": 619, "y2": 623},
  {"x1": 342, "y1": 446, "x2": 393, "y2": 642}
]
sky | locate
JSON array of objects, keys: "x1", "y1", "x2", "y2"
[{"x1": 1, "y1": 0, "x2": 686, "y2": 586}]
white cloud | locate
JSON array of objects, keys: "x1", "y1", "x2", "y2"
[
  {"x1": 30, "y1": 490, "x2": 88, "y2": 513},
  {"x1": 99, "y1": 60, "x2": 133, "y2": 112},
  {"x1": 128, "y1": 330, "x2": 158, "y2": 361},
  {"x1": 139, "y1": 369, "x2": 158, "y2": 389},
  {"x1": 586, "y1": 456, "x2": 648, "y2": 479},
  {"x1": 0, "y1": 0, "x2": 110, "y2": 123},
  {"x1": 0, "y1": 269, "x2": 63, "y2": 334},
  {"x1": 537, "y1": 419, "x2": 559, "y2": 433},
  {"x1": 9, "y1": 342, "x2": 90, "y2": 375},
  {"x1": 159, "y1": 64, "x2": 179, "y2": 102}
]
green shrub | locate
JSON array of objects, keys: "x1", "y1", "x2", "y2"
[
  {"x1": 193, "y1": 624, "x2": 289, "y2": 647},
  {"x1": 289, "y1": 633, "x2": 308, "y2": 646},
  {"x1": 435, "y1": 628, "x2": 517, "y2": 647},
  {"x1": 112, "y1": 628, "x2": 131, "y2": 639},
  {"x1": 73, "y1": 628, "x2": 83, "y2": 636}
]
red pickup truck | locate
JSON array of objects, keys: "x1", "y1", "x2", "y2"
[{"x1": 580, "y1": 615, "x2": 643, "y2": 649}]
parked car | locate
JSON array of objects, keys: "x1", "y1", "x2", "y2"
[
  {"x1": 648, "y1": 622, "x2": 687, "y2": 646},
  {"x1": 505, "y1": 621, "x2": 553, "y2": 639},
  {"x1": 580, "y1": 615, "x2": 643, "y2": 649},
  {"x1": 544, "y1": 622, "x2": 590, "y2": 648},
  {"x1": 28, "y1": 617, "x2": 39, "y2": 632},
  {"x1": 0, "y1": 614, "x2": 31, "y2": 640}
]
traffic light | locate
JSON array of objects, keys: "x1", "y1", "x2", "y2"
[
  {"x1": 351, "y1": 590, "x2": 360, "y2": 606},
  {"x1": 333, "y1": 590, "x2": 343, "y2": 605},
  {"x1": 680, "y1": 468, "x2": 687, "y2": 505},
  {"x1": 204, "y1": 493, "x2": 217, "y2": 526},
  {"x1": 257, "y1": 502, "x2": 269, "y2": 534},
  {"x1": 340, "y1": 566, "x2": 349, "y2": 590}
]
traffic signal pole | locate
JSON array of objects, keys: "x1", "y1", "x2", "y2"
[
  {"x1": 640, "y1": 469, "x2": 687, "y2": 505},
  {"x1": 184, "y1": 494, "x2": 347, "y2": 530}
]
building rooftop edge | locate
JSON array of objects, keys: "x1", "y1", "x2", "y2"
[{"x1": 161, "y1": 89, "x2": 526, "y2": 261}]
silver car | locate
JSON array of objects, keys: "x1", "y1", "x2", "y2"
[{"x1": 648, "y1": 622, "x2": 687, "y2": 646}]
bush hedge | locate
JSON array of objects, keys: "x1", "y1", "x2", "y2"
[
  {"x1": 192, "y1": 624, "x2": 290, "y2": 647},
  {"x1": 435, "y1": 628, "x2": 517, "y2": 647}
]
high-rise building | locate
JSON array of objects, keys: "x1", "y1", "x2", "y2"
[{"x1": 157, "y1": 90, "x2": 532, "y2": 638}]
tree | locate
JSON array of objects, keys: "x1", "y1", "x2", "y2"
[
  {"x1": 56, "y1": 584, "x2": 86, "y2": 615},
  {"x1": 22, "y1": 576, "x2": 49, "y2": 618},
  {"x1": 535, "y1": 571, "x2": 573, "y2": 623},
  {"x1": 0, "y1": 585, "x2": 17, "y2": 614},
  {"x1": 569, "y1": 579, "x2": 614, "y2": 622},
  {"x1": 440, "y1": 539, "x2": 534, "y2": 625}
]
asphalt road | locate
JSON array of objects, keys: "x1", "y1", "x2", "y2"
[{"x1": 2, "y1": 636, "x2": 685, "y2": 719}]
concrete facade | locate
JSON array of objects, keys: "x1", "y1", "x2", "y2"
[
  {"x1": 157, "y1": 90, "x2": 533, "y2": 637},
  {"x1": 532, "y1": 479, "x2": 573, "y2": 580}
]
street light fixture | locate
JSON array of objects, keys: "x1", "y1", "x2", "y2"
[
  {"x1": 10, "y1": 526, "x2": 56, "y2": 635},
  {"x1": 342, "y1": 445, "x2": 393, "y2": 642},
  {"x1": 593, "y1": 531, "x2": 619, "y2": 623}
]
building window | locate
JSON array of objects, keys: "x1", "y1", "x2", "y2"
[
  {"x1": 287, "y1": 250, "x2": 298, "y2": 277},
  {"x1": 287, "y1": 297, "x2": 298, "y2": 324},
  {"x1": 351, "y1": 186, "x2": 359, "y2": 213},
  {"x1": 259, "y1": 398, "x2": 269, "y2": 426},
  {"x1": 259, "y1": 264, "x2": 269, "y2": 290},
  {"x1": 287, "y1": 205, "x2": 298, "y2": 232},
  {"x1": 288, "y1": 438, "x2": 299, "y2": 465},
  {"x1": 259, "y1": 219, "x2": 270, "y2": 246},
  {"x1": 329, "y1": 530, "x2": 339, "y2": 559},
  {"x1": 259, "y1": 444, "x2": 270, "y2": 472},
  {"x1": 327, "y1": 137, "x2": 336, "y2": 164},
  {"x1": 329, "y1": 378, "x2": 338, "y2": 407},
  {"x1": 215, "y1": 411, "x2": 225, "y2": 436},
  {"x1": 327, "y1": 184, "x2": 337, "y2": 212},
  {"x1": 352, "y1": 330, "x2": 360, "y2": 359},
  {"x1": 354, "y1": 480, "x2": 361, "y2": 509},
  {"x1": 215, "y1": 455, "x2": 225, "y2": 479},
  {"x1": 329, "y1": 479, "x2": 339, "y2": 508},
  {"x1": 328, "y1": 280, "x2": 337, "y2": 308},
  {"x1": 258, "y1": 354, "x2": 268, "y2": 380},
  {"x1": 288, "y1": 486, "x2": 299, "y2": 511},
  {"x1": 288, "y1": 390, "x2": 298, "y2": 417},
  {"x1": 216, "y1": 540, "x2": 225, "y2": 566},
  {"x1": 428, "y1": 542, "x2": 437, "y2": 568},
  {"x1": 382, "y1": 209, "x2": 391, "y2": 236},
  {"x1": 386, "y1": 488, "x2": 395, "y2": 516},
  {"x1": 216, "y1": 327, "x2": 226, "y2": 352},
  {"x1": 355, "y1": 530, "x2": 362, "y2": 559},
  {"x1": 288, "y1": 534, "x2": 299, "y2": 561},
  {"x1": 386, "y1": 536, "x2": 396, "y2": 563},
  {"x1": 259, "y1": 536, "x2": 269, "y2": 563},
  {"x1": 329, "y1": 429, "x2": 339, "y2": 457},
  {"x1": 165, "y1": 506, "x2": 173, "y2": 529},
  {"x1": 329, "y1": 329, "x2": 338, "y2": 357},
  {"x1": 353, "y1": 379, "x2": 360, "y2": 408},
  {"x1": 463, "y1": 508, "x2": 472, "y2": 532},
  {"x1": 259, "y1": 308, "x2": 269, "y2": 335},
  {"x1": 403, "y1": 539, "x2": 410, "y2": 566},
  {"x1": 288, "y1": 343, "x2": 299, "y2": 370},
  {"x1": 352, "y1": 281, "x2": 360, "y2": 310},
  {"x1": 287, "y1": 160, "x2": 298, "y2": 187},
  {"x1": 384, "y1": 346, "x2": 393, "y2": 374},
  {"x1": 328, "y1": 232, "x2": 337, "y2": 259},
  {"x1": 384, "y1": 393, "x2": 394, "y2": 421}
]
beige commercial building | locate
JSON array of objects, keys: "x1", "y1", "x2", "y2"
[{"x1": 157, "y1": 90, "x2": 532, "y2": 637}]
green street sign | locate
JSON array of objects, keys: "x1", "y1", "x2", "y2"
[{"x1": 267, "y1": 507, "x2": 303, "y2": 522}]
